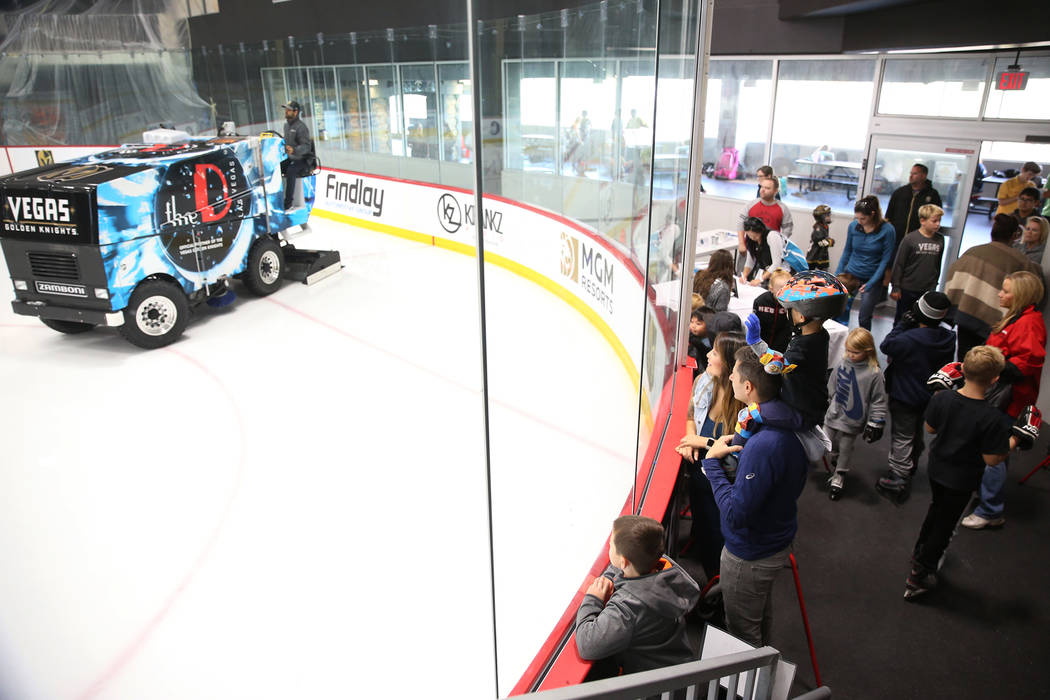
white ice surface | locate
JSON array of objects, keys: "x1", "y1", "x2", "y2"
[{"x1": 0, "y1": 215, "x2": 641, "y2": 699}]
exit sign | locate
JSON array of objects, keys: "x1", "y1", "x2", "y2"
[{"x1": 997, "y1": 71, "x2": 1029, "y2": 90}]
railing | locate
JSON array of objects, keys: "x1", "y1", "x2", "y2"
[{"x1": 524, "y1": 648, "x2": 783, "y2": 700}]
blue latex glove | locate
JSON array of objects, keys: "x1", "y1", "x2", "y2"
[{"x1": 745, "y1": 312, "x2": 762, "y2": 346}]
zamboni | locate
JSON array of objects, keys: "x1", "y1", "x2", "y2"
[{"x1": 0, "y1": 133, "x2": 340, "y2": 348}]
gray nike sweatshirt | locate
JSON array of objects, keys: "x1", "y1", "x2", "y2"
[{"x1": 824, "y1": 359, "x2": 888, "y2": 434}]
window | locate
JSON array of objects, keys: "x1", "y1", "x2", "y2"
[
  {"x1": 504, "y1": 61, "x2": 557, "y2": 173},
  {"x1": 985, "y1": 56, "x2": 1050, "y2": 121},
  {"x1": 438, "y1": 63, "x2": 472, "y2": 163},
  {"x1": 559, "y1": 60, "x2": 617, "y2": 178},
  {"x1": 400, "y1": 64, "x2": 439, "y2": 160},
  {"x1": 878, "y1": 57, "x2": 990, "y2": 118},
  {"x1": 703, "y1": 60, "x2": 773, "y2": 176},
  {"x1": 770, "y1": 59, "x2": 876, "y2": 212},
  {"x1": 364, "y1": 65, "x2": 400, "y2": 155}
]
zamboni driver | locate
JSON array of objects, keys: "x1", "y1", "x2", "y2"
[{"x1": 281, "y1": 100, "x2": 313, "y2": 210}]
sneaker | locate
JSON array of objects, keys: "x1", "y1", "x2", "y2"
[
  {"x1": 876, "y1": 473, "x2": 910, "y2": 503},
  {"x1": 828, "y1": 473, "x2": 844, "y2": 501},
  {"x1": 961, "y1": 513, "x2": 1005, "y2": 529},
  {"x1": 904, "y1": 570, "x2": 938, "y2": 600}
]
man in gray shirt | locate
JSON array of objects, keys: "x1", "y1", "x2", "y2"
[{"x1": 281, "y1": 100, "x2": 313, "y2": 209}]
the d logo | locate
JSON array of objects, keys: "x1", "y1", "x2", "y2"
[{"x1": 194, "y1": 163, "x2": 232, "y2": 223}]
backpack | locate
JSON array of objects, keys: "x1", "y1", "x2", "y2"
[
  {"x1": 781, "y1": 238, "x2": 810, "y2": 274},
  {"x1": 713, "y1": 147, "x2": 739, "y2": 180}
]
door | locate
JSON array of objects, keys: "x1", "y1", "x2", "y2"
[{"x1": 862, "y1": 134, "x2": 980, "y2": 288}]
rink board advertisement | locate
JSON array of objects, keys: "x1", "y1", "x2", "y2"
[
  {"x1": 1, "y1": 137, "x2": 312, "y2": 312},
  {"x1": 314, "y1": 168, "x2": 668, "y2": 393}
]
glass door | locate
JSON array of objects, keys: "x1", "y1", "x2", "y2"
[{"x1": 862, "y1": 134, "x2": 981, "y2": 288}]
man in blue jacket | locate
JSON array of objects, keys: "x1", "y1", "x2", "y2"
[
  {"x1": 876, "y1": 291, "x2": 956, "y2": 499},
  {"x1": 702, "y1": 347, "x2": 809, "y2": 647}
]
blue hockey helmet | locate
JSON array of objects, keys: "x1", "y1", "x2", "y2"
[{"x1": 775, "y1": 269, "x2": 848, "y2": 321}]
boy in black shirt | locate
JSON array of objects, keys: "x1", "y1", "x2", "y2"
[
  {"x1": 745, "y1": 270, "x2": 847, "y2": 428},
  {"x1": 752, "y1": 269, "x2": 793, "y2": 353},
  {"x1": 905, "y1": 345, "x2": 1038, "y2": 599}
]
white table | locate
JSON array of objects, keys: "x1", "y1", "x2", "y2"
[
  {"x1": 694, "y1": 228, "x2": 739, "y2": 272},
  {"x1": 728, "y1": 282, "x2": 847, "y2": 368}
]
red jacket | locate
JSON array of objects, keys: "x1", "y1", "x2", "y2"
[{"x1": 986, "y1": 305, "x2": 1046, "y2": 417}]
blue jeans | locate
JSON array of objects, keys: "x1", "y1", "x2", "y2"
[
  {"x1": 857, "y1": 281, "x2": 887, "y2": 330},
  {"x1": 974, "y1": 460, "x2": 1008, "y2": 519}
]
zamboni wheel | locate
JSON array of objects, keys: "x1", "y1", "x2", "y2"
[
  {"x1": 120, "y1": 279, "x2": 190, "y2": 349},
  {"x1": 41, "y1": 318, "x2": 95, "y2": 335},
  {"x1": 243, "y1": 236, "x2": 285, "y2": 296}
]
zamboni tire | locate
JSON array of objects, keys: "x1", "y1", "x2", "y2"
[
  {"x1": 120, "y1": 279, "x2": 190, "y2": 349},
  {"x1": 41, "y1": 318, "x2": 95, "y2": 334},
  {"x1": 243, "y1": 236, "x2": 284, "y2": 296}
]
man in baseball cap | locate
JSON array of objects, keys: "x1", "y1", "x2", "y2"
[{"x1": 281, "y1": 100, "x2": 313, "y2": 209}]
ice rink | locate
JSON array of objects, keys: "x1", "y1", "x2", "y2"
[{"x1": 0, "y1": 214, "x2": 642, "y2": 698}]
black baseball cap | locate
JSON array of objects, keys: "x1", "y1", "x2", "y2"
[{"x1": 281, "y1": 100, "x2": 302, "y2": 112}]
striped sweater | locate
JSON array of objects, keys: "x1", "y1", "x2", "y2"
[{"x1": 944, "y1": 242, "x2": 1042, "y2": 328}]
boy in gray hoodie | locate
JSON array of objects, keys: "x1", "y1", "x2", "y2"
[{"x1": 576, "y1": 515, "x2": 700, "y2": 676}]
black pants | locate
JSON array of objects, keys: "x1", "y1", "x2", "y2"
[
  {"x1": 283, "y1": 158, "x2": 310, "y2": 209},
  {"x1": 893, "y1": 288, "x2": 923, "y2": 325},
  {"x1": 911, "y1": 479, "x2": 973, "y2": 575},
  {"x1": 956, "y1": 322, "x2": 990, "y2": 362},
  {"x1": 686, "y1": 457, "x2": 724, "y2": 579}
]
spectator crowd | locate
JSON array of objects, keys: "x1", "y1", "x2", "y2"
[{"x1": 574, "y1": 159, "x2": 1048, "y2": 678}]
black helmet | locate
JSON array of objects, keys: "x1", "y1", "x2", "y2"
[{"x1": 775, "y1": 270, "x2": 848, "y2": 321}]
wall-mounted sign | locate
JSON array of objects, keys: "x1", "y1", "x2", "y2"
[{"x1": 996, "y1": 71, "x2": 1029, "y2": 91}]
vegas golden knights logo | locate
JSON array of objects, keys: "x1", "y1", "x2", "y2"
[
  {"x1": 37, "y1": 164, "x2": 113, "y2": 183},
  {"x1": 560, "y1": 232, "x2": 579, "y2": 282},
  {"x1": 35, "y1": 150, "x2": 54, "y2": 166}
]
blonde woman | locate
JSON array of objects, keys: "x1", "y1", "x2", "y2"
[
  {"x1": 1013, "y1": 215, "x2": 1049, "y2": 264},
  {"x1": 962, "y1": 270, "x2": 1046, "y2": 529}
]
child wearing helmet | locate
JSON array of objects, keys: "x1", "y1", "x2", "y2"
[
  {"x1": 723, "y1": 270, "x2": 849, "y2": 471},
  {"x1": 806, "y1": 205, "x2": 834, "y2": 271},
  {"x1": 747, "y1": 270, "x2": 848, "y2": 426}
]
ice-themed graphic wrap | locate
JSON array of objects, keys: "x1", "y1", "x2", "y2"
[{"x1": 77, "y1": 135, "x2": 308, "y2": 309}]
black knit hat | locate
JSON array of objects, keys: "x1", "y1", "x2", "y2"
[
  {"x1": 703, "y1": 311, "x2": 743, "y2": 340},
  {"x1": 913, "y1": 291, "x2": 951, "y2": 326}
]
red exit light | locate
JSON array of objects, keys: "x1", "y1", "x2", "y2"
[{"x1": 997, "y1": 71, "x2": 1029, "y2": 90}]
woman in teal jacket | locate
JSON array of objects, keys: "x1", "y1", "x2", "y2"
[{"x1": 836, "y1": 195, "x2": 897, "y2": 330}]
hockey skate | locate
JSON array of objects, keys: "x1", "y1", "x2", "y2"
[
  {"x1": 828, "y1": 472, "x2": 844, "y2": 501},
  {"x1": 876, "y1": 472, "x2": 910, "y2": 503}
]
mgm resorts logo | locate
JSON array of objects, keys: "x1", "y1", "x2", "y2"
[{"x1": 559, "y1": 232, "x2": 614, "y2": 313}]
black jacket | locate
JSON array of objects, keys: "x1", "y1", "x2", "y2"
[
  {"x1": 885, "y1": 182, "x2": 942, "y2": 250},
  {"x1": 753, "y1": 290, "x2": 792, "y2": 352}
]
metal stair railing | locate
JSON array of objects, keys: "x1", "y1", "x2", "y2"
[{"x1": 523, "y1": 647, "x2": 782, "y2": 700}]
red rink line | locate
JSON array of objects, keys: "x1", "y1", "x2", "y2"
[
  {"x1": 262, "y1": 295, "x2": 635, "y2": 466},
  {"x1": 76, "y1": 347, "x2": 247, "y2": 700}
]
